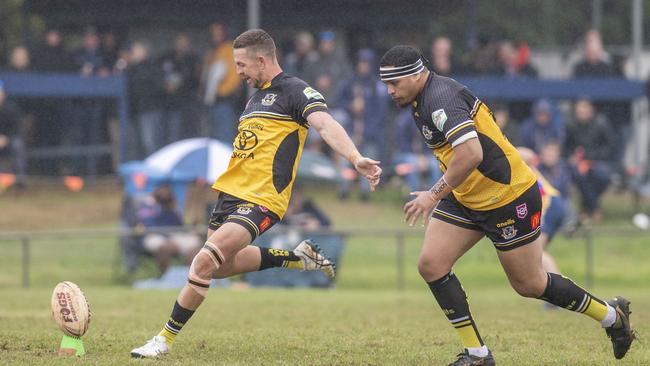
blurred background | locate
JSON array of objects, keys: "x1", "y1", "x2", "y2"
[{"x1": 0, "y1": 0, "x2": 649, "y2": 290}]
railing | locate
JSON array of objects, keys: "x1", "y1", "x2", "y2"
[{"x1": 0, "y1": 225, "x2": 644, "y2": 289}]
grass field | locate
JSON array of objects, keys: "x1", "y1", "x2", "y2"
[{"x1": 1, "y1": 182, "x2": 649, "y2": 365}]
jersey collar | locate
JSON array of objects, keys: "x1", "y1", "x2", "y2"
[{"x1": 261, "y1": 72, "x2": 285, "y2": 90}]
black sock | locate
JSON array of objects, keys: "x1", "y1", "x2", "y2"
[
  {"x1": 258, "y1": 247, "x2": 302, "y2": 270},
  {"x1": 427, "y1": 272, "x2": 484, "y2": 349},
  {"x1": 538, "y1": 272, "x2": 610, "y2": 321},
  {"x1": 161, "y1": 301, "x2": 195, "y2": 342}
]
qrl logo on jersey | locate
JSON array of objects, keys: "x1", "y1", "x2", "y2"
[{"x1": 235, "y1": 130, "x2": 258, "y2": 151}]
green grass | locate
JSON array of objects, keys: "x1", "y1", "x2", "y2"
[{"x1": 1, "y1": 183, "x2": 649, "y2": 364}]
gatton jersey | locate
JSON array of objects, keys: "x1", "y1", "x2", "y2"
[
  {"x1": 412, "y1": 73, "x2": 537, "y2": 210},
  {"x1": 212, "y1": 72, "x2": 327, "y2": 218}
]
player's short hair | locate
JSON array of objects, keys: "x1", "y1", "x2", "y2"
[
  {"x1": 379, "y1": 45, "x2": 428, "y2": 81},
  {"x1": 233, "y1": 29, "x2": 276, "y2": 58},
  {"x1": 380, "y1": 45, "x2": 421, "y2": 68}
]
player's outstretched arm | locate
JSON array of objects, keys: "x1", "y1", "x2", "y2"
[{"x1": 307, "y1": 111, "x2": 382, "y2": 191}]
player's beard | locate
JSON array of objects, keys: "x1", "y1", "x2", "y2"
[{"x1": 252, "y1": 71, "x2": 265, "y2": 89}]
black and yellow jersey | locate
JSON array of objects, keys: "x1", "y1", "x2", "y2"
[
  {"x1": 411, "y1": 73, "x2": 536, "y2": 210},
  {"x1": 212, "y1": 72, "x2": 327, "y2": 218}
]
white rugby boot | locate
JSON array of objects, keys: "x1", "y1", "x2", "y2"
[
  {"x1": 130, "y1": 335, "x2": 170, "y2": 358},
  {"x1": 293, "y1": 239, "x2": 336, "y2": 279}
]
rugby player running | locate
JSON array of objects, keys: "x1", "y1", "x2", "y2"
[{"x1": 379, "y1": 45, "x2": 635, "y2": 366}]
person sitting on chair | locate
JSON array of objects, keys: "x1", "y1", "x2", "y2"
[{"x1": 139, "y1": 185, "x2": 201, "y2": 274}]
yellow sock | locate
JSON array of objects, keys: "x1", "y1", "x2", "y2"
[
  {"x1": 158, "y1": 327, "x2": 177, "y2": 346},
  {"x1": 284, "y1": 260, "x2": 303, "y2": 270},
  {"x1": 581, "y1": 296, "x2": 609, "y2": 322},
  {"x1": 454, "y1": 320, "x2": 483, "y2": 348}
]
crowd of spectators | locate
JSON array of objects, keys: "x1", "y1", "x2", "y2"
[{"x1": 0, "y1": 26, "x2": 640, "y2": 221}]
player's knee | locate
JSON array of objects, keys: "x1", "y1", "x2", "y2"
[
  {"x1": 187, "y1": 242, "x2": 226, "y2": 297},
  {"x1": 190, "y1": 252, "x2": 216, "y2": 279},
  {"x1": 417, "y1": 256, "x2": 449, "y2": 282},
  {"x1": 510, "y1": 277, "x2": 546, "y2": 298},
  {"x1": 190, "y1": 242, "x2": 225, "y2": 278}
]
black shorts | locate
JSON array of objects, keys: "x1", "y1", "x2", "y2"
[
  {"x1": 432, "y1": 183, "x2": 542, "y2": 251},
  {"x1": 208, "y1": 193, "x2": 280, "y2": 241}
]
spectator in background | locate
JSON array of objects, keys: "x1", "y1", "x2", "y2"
[
  {"x1": 0, "y1": 80, "x2": 27, "y2": 188},
  {"x1": 139, "y1": 185, "x2": 201, "y2": 275},
  {"x1": 7, "y1": 46, "x2": 31, "y2": 73},
  {"x1": 538, "y1": 141, "x2": 572, "y2": 199},
  {"x1": 304, "y1": 31, "x2": 351, "y2": 107},
  {"x1": 200, "y1": 22, "x2": 242, "y2": 144},
  {"x1": 74, "y1": 27, "x2": 107, "y2": 76},
  {"x1": 101, "y1": 29, "x2": 121, "y2": 72},
  {"x1": 30, "y1": 29, "x2": 74, "y2": 162},
  {"x1": 158, "y1": 34, "x2": 200, "y2": 144},
  {"x1": 572, "y1": 28, "x2": 616, "y2": 134},
  {"x1": 302, "y1": 31, "x2": 352, "y2": 153},
  {"x1": 565, "y1": 98, "x2": 615, "y2": 222},
  {"x1": 335, "y1": 49, "x2": 388, "y2": 201},
  {"x1": 284, "y1": 31, "x2": 319, "y2": 79},
  {"x1": 497, "y1": 40, "x2": 538, "y2": 121},
  {"x1": 497, "y1": 40, "x2": 538, "y2": 78},
  {"x1": 519, "y1": 99, "x2": 564, "y2": 154},
  {"x1": 127, "y1": 41, "x2": 165, "y2": 158},
  {"x1": 31, "y1": 28, "x2": 73, "y2": 72},
  {"x1": 572, "y1": 29, "x2": 614, "y2": 78},
  {"x1": 469, "y1": 35, "x2": 501, "y2": 75},
  {"x1": 429, "y1": 36, "x2": 458, "y2": 76},
  {"x1": 392, "y1": 108, "x2": 441, "y2": 195},
  {"x1": 492, "y1": 102, "x2": 521, "y2": 146},
  {"x1": 63, "y1": 27, "x2": 107, "y2": 176}
]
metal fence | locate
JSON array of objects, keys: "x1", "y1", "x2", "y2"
[{"x1": 0, "y1": 225, "x2": 645, "y2": 289}]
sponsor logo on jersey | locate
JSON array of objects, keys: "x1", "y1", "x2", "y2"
[
  {"x1": 235, "y1": 130, "x2": 258, "y2": 151},
  {"x1": 261, "y1": 93, "x2": 277, "y2": 106},
  {"x1": 516, "y1": 203, "x2": 528, "y2": 219},
  {"x1": 303, "y1": 87, "x2": 324, "y2": 100},
  {"x1": 432, "y1": 109, "x2": 447, "y2": 131},
  {"x1": 258, "y1": 205, "x2": 269, "y2": 213},
  {"x1": 422, "y1": 125, "x2": 433, "y2": 140},
  {"x1": 496, "y1": 218, "x2": 515, "y2": 228},
  {"x1": 500, "y1": 225, "x2": 518, "y2": 240},
  {"x1": 232, "y1": 151, "x2": 254, "y2": 159}
]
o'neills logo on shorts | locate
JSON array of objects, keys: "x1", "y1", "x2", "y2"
[{"x1": 496, "y1": 218, "x2": 515, "y2": 228}]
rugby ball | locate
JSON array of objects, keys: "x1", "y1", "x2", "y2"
[{"x1": 51, "y1": 281, "x2": 91, "y2": 337}]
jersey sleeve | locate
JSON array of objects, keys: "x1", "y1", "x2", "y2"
[
  {"x1": 287, "y1": 79, "x2": 328, "y2": 125},
  {"x1": 430, "y1": 89, "x2": 479, "y2": 148}
]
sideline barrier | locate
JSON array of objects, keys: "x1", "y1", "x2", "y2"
[{"x1": 0, "y1": 225, "x2": 644, "y2": 289}]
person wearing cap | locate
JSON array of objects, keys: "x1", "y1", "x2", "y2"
[{"x1": 378, "y1": 45, "x2": 635, "y2": 365}]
